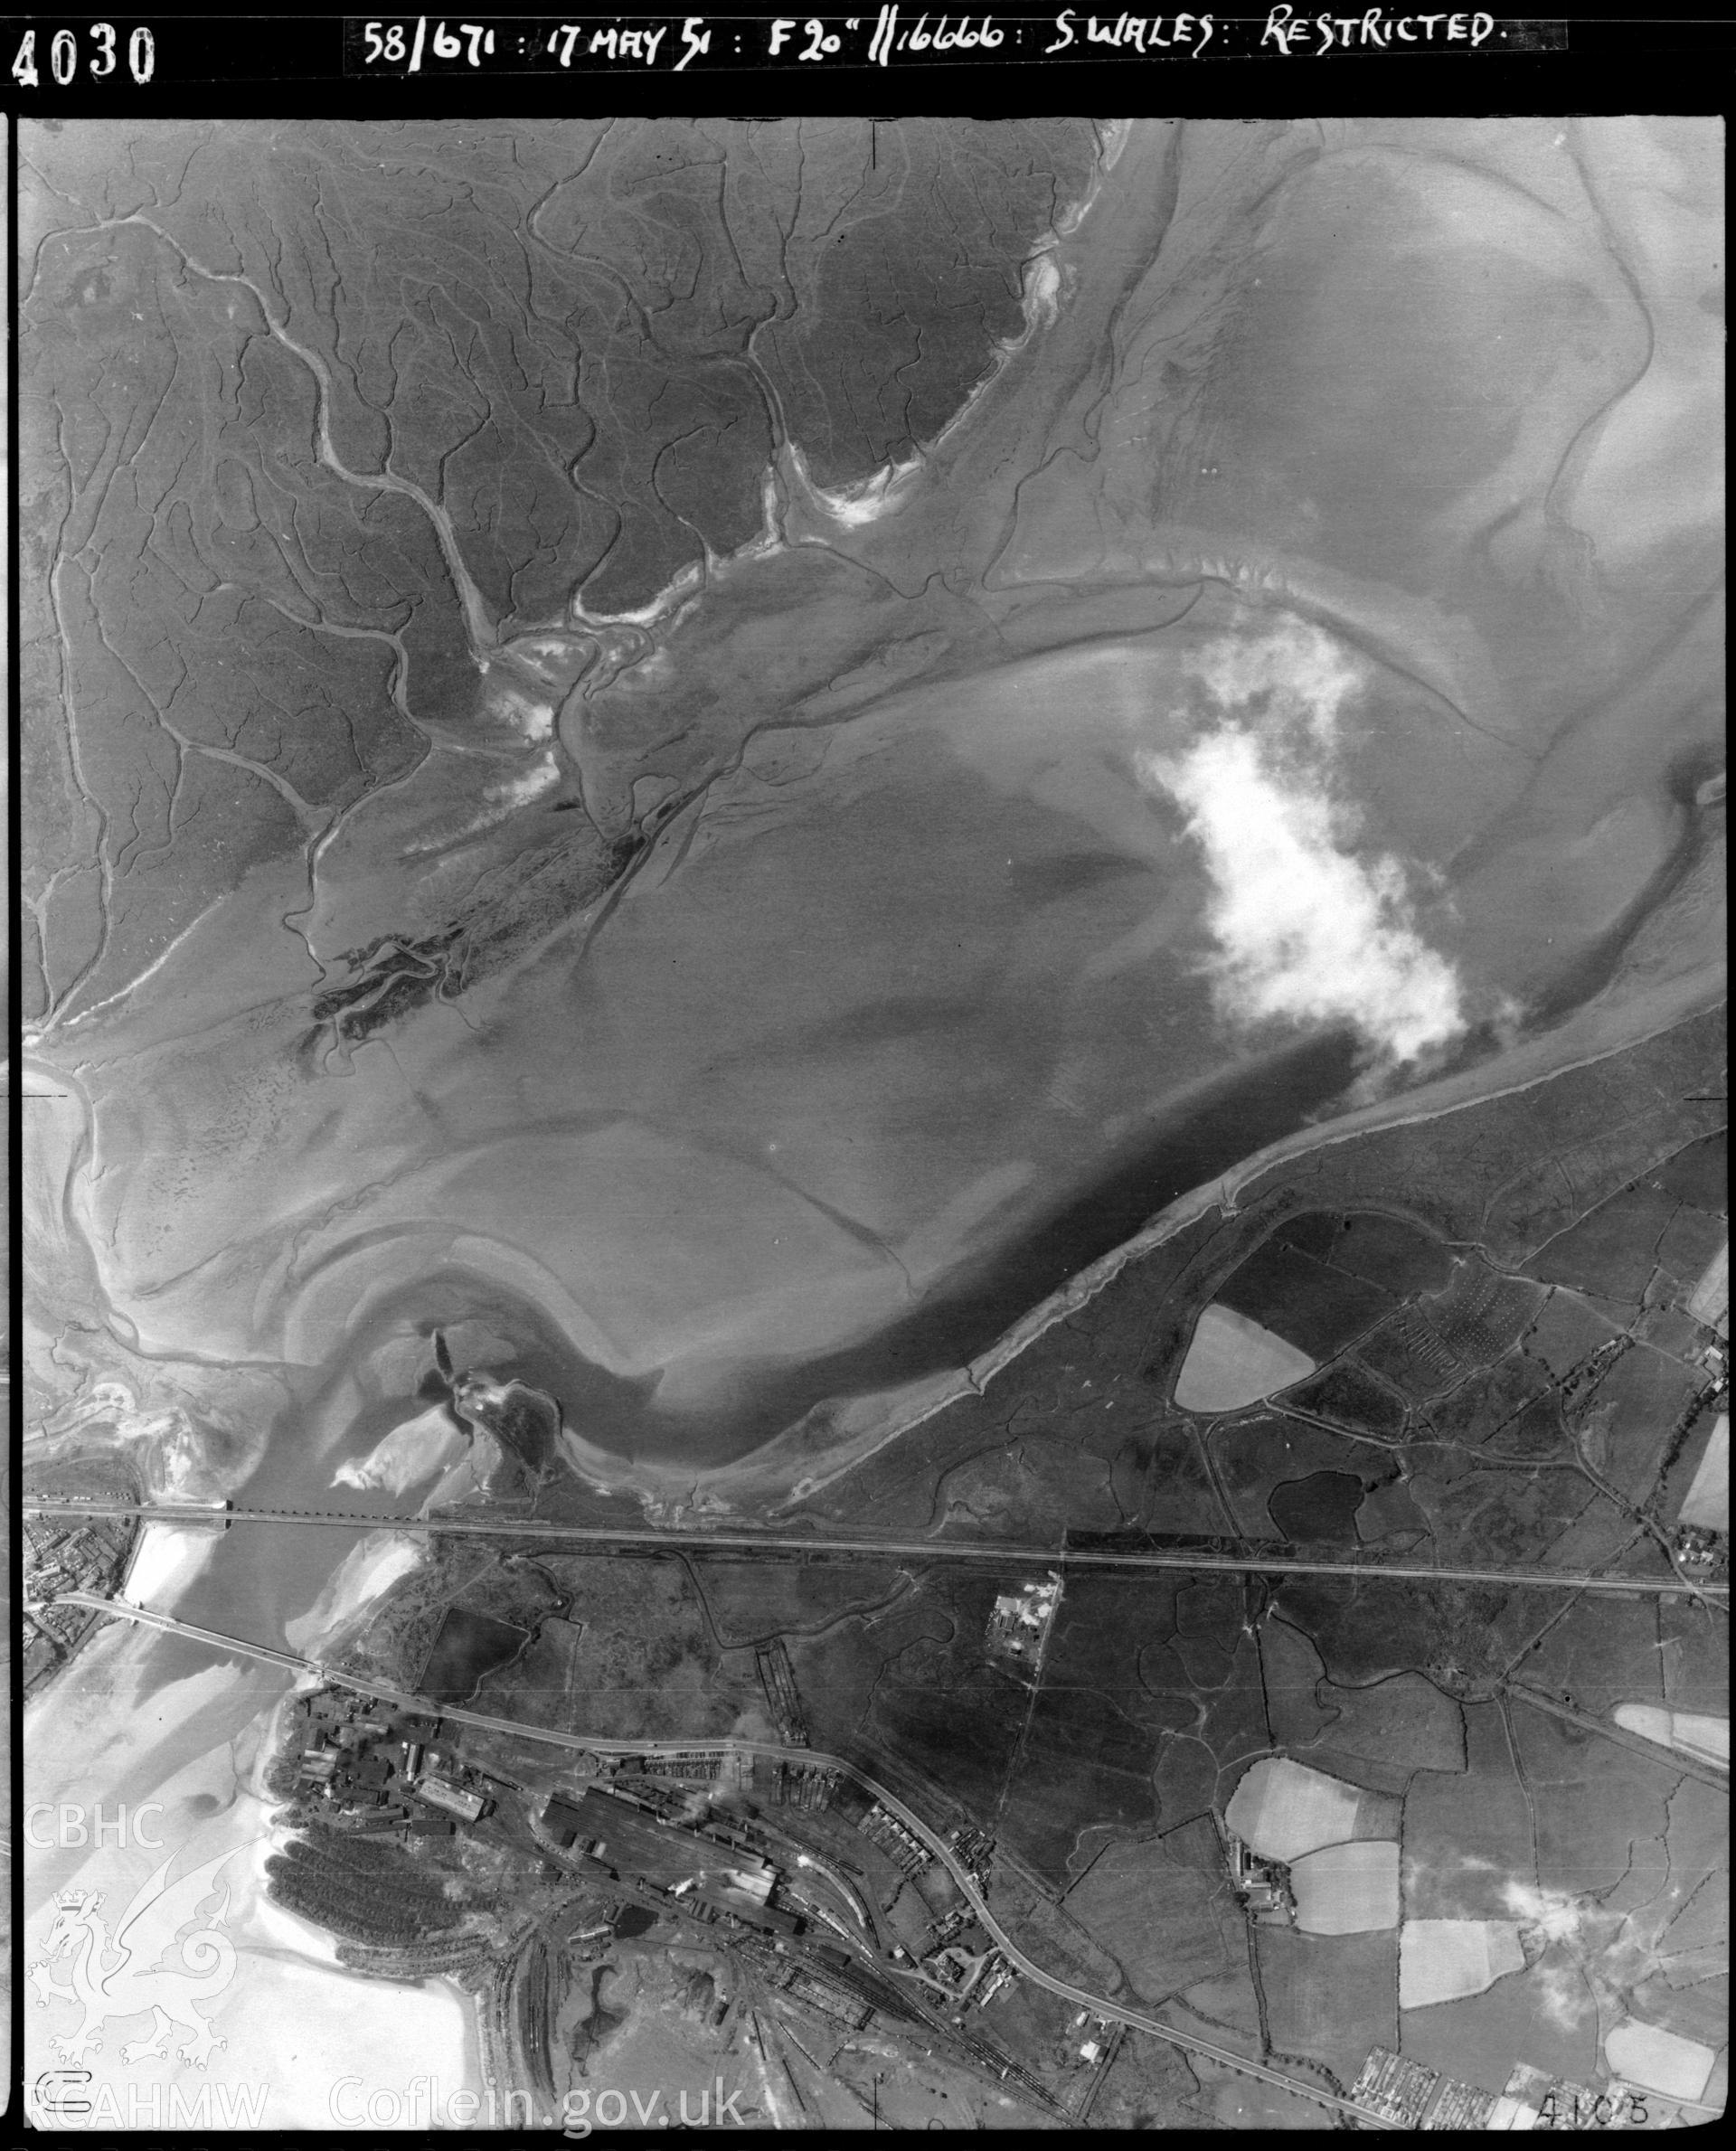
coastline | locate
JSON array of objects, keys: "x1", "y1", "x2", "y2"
[
  {"x1": 549, "y1": 955, "x2": 1726, "y2": 1520},
  {"x1": 120, "y1": 1516, "x2": 226, "y2": 1610},
  {"x1": 24, "y1": 1629, "x2": 483, "y2": 2126},
  {"x1": 281, "y1": 1531, "x2": 427, "y2": 1657}
]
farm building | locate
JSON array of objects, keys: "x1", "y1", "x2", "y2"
[
  {"x1": 1223, "y1": 1756, "x2": 1362, "y2": 1862},
  {"x1": 1399, "y1": 1920, "x2": 1526, "y2": 2008},
  {"x1": 1288, "y1": 1841, "x2": 1400, "y2": 1934},
  {"x1": 1604, "y1": 2021, "x2": 1716, "y2": 2103}
]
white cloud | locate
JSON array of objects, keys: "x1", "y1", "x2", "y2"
[
  {"x1": 1188, "y1": 612, "x2": 1364, "y2": 750},
  {"x1": 1137, "y1": 618, "x2": 1467, "y2": 1070},
  {"x1": 1534, "y1": 1957, "x2": 1599, "y2": 2030},
  {"x1": 1502, "y1": 1877, "x2": 1587, "y2": 1942}
]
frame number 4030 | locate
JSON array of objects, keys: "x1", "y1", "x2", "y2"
[{"x1": 13, "y1": 24, "x2": 156, "y2": 84}]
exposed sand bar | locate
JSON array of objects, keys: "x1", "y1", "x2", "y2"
[
  {"x1": 281, "y1": 1531, "x2": 425, "y2": 1656},
  {"x1": 22, "y1": 1668, "x2": 480, "y2": 2125},
  {"x1": 118, "y1": 1518, "x2": 226, "y2": 1608}
]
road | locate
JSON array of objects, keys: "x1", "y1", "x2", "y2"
[
  {"x1": 26, "y1": 1501, "x2": 1727, "y2": 1600},
  {"x1": 1503, "y1": 1681, "x2": 1731, "y2": 1791},
  {"x1": 58, "y1": 1590, "x2": 1395, "y2": 2128}
]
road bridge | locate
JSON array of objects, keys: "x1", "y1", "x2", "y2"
[{"x1": 53, "y1": 1591, "x2": 1724, "y2": 2126}]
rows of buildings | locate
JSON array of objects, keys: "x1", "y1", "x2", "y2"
[
  {"x1": 1350, "y1": 2044, "x2": 1675, "y2": 2129},
  {"x1": 754, "y1": 1637, "x2": 809, "y2": 1746},
  {"x1": 22, "y1": 1511, "x2": 138, "y2": 1695}
]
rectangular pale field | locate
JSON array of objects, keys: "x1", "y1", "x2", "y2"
[
  {"x1": 1677, "y1": 1413, "x2": 1729, "y2": 1532},
  {"x1": 1686, "y1": 1240, "x2": 1730, "y2": 1337}
]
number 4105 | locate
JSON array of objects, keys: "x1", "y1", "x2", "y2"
[{"x1": 13, "y1": 24, "x2": 157, "y2": 84}]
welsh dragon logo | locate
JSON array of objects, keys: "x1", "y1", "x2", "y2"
[{"x1": 29, "y1": 1848, "x2": 243, "y2": 2070}]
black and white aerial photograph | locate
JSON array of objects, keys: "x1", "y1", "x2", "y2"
[{"x1": 14, "y1": 61, "x2": 1728, "y2": 2137}]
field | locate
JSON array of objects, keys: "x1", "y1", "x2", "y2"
[
  {"x1": 1308, "y1": 1212, "x2": 1457, "y2": 1297},
  {"x1": 1658, "y1": 1596, "x2": 1729, "y2": 1717},
  {"x1": 1270, "y1": 1574, "x2": 1552, "y2": 1689},
  {"x1": 1239, "y1": 1012, "x2": 1724, "y2": 1263},
  {"x1": 1573, "y1": 1347, "x2": 1707, "y2": 1502},
  {"x1": 926, "y1": 1429, "x2": 1127, "y2": 1540},
  {"x1": 1289, "y1": 1842, "x2": 1401, "y2": 1934},
  {"x1": 1525, "y1": 1178, "x2": 1692, "y2": 1307},
  {"x1": 995, "y1": 1573, "x2": 1271, "y2": 1880},
  {"x1": 1225, "y1": 1757, "x2": 1362, "y2": 1861},
  {"x1": 1174, "y1": 1305, "x2": 1314, "y2": 1412},
  {"x1": 1208, "y1": 1413, "x2": 1395, "y2": 1542},
  {"x1": 420, "y1": 1607, "x2": 532, "y2": 1703},
  {"x1": 1652, "y1": 1129, "x2": 1727, "y2": 1212},
  {"x1": 1216, "y1": 1236, "x2": 1398, "y2": 1361},
  {"x1": 1515, "y1": 1594, "x2": 1666, "y2": 1714},
  {"x1": 1193, "y1": 2060, "x2": 1338, "y2": 2130},
  {"x1": 1091, "y1": 2027, "x2": 1222, "y2": 2129},
  {"x1": 985, "y1": 1856, "x2": 1127, "y2": 1995},
  {"x1": 1061, "y1": 1815, "x2": 1247, "y2": 2002},
  {"x1": 472, "y1": 1614, "x2": 587, "y2": 1725},
  {"x1": 1514, "y1": 1704, "x2": 1678, "y2": 1899},
  {"x1": 1603, "y1": 2022, "x2": 1717, "y2": 2102},
  {"x1": 1401, "y1": 1702, "x2": 1544, "y2": 1919},
  {"x1": 1400, "y1": 1946, "x2": 1600, "y2": 2093},
  {"x1": 1634, "y1": 1776, "x2": 1725, "y2": 1989},
  {"x1": 780, "y1": 1564, "x2": 1047, "y2": 1820},
  {"x1": 1658, "y1": 1409, "x2": 1729, "y2": 1530},
  {"x1": 1524, "y1": 1291, "x2": 1628, "y2": 1379},
  {"x1": 1630, "y1": 1971, "x2": 1728, "y2": 2050},
  {"x1": 1399, "y1": 1920, "x2": 1526, "y2": 2009},
  {"x1": 1257, "y1": 1926, "x2": 1399, "y2": 2090},
  {"x1": 1278, "y1": 1357, "x2": 1409, "y2": 1438},
  {"x1": 1165, "y1": 1961, "x2": 1264, "y2": 2056},
  {"x1": 684, "y1": 1555, "x2": 908, "y2": 1646},
  {"x1": 476, "y1": 1555, "x2": 757, "y2": 1742},
  {"x1": 1308, "y1": 1671, "x2": 1466, "y2": 1786}
]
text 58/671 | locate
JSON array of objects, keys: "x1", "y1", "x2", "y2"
[{"x1": 361, "y1": 20, "x2": 497, "y2": 68}]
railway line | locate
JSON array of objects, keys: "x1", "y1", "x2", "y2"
[
  {"x1": 1503, "y1": 1680, "x2": 1730, "y2": 1790},
  {"x1": 52, "y1": 1592, "x2": 1727, "y2": 2124},
  {"x1": 53, "y1": 1590, "x2": 1400, "y2": 2129},
  {"x1": 24, "y1": 1500, "x2": 1727, "y2": 1599}
]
